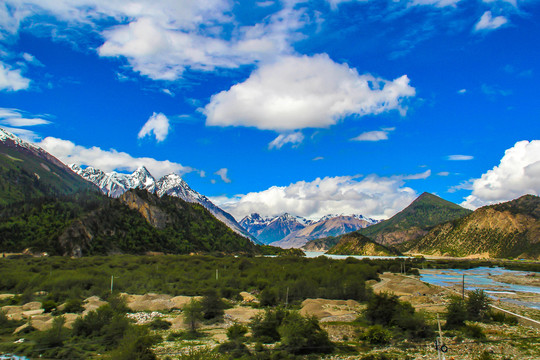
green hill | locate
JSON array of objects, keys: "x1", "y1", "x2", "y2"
[
  {"x1": 0, "y1": 134, "x2": 98, "y2": 204},
  {"x1": 326, "y1": 232, "x2": 401, "y2": 256},
  {"x1": 358, "y1": 192, "x2": 472, "y2": 246},
  {"x1": 403, "y1": 194, "x2": 540, "y2": 259},
  {"x1": 0, "y1": 189, "x2": 259, "y2": 256}
]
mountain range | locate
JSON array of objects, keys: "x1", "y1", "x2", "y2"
[
  {"x1": 269, "y1": 215, "x2": 378, "y2": 249},
  {"x1": 325, "y1": 232, "x2": 401, "y2": 257},
  {"x1": 70, "y1": 164, "x2": 257, "y2": 243}
]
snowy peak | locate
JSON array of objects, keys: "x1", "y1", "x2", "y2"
[
  {"x1": 0, "y1": 128, "x2": 40, "y2": 151},
  {"x1": 318, "y1": 213, "x2": 379, "y2": 225},
  {"x1": 70, "y1": 164, "x2": 258, "y2": 243}
]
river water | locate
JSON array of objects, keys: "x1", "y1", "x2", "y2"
[{"x1": 419, "y1": 267, "x2": 540, "y2": 310}]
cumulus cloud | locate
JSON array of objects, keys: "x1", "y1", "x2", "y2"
[
  {"x1": 205, "y1": 54, "x2": 415, "y2": 131},
  {"x1": 447, "y1": 155, "x2": 473, "y2": 161},
  {"x1": 212, "y1": 171, "x2": 430, "y2": 221},
  {"x1": 38, "y1": 137, "x2": 193, "y2": 178},
  {"x1": 0, "y1": 62, "x2": 30, "y2": 91},
  {"x1": 215, "y1": 168, "x2": 232, "y2": 183},
  {"x1": 268, "y1": 132, "x2": 304, "y2": 149},
  {"x1": 461, "y1": 140, "x2": 540, "y2": 209},
  {"x1": 138, "y1": 112, "x2": 170, "y2": 142},
  {"x1": 351, "y1": 128, "x2": 394, "y2": 142},
  {"x1": 475, "y1": 11, "x2": 508, "y2": 32}
]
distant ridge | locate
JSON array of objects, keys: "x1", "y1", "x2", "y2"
[
  {"x1": 403, "y1": 194, "x2": 540, "y2": 259},
  {"x1": 358, "y1": 192, "x2": 472, "y2": 246}
]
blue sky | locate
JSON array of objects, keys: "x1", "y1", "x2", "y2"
[{"x1": 0, "y1": 0, "x2": 539, "y2": 221}]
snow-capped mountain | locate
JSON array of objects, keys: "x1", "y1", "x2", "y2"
[
  {"x1": 239, "y1": 213, "x2": 313, "y2": 245},
  {"x1": 240, "y1": 212, "x2": 378, "y2": 246},
  {"x1": 70, "y1": 165, "x2": 258, "y2": 243},
  {"x1": 271, "y1": 215, "x2": 378, "y2": 249}
]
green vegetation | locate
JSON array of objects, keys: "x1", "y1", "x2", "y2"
[
  {"x1": 0, "y1": 142, "x2": 98, "y2": 205},
  {"x1": 0, "y1": 189, "x2": 258, "y2": 256}
]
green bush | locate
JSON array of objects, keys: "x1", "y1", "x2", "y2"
[
  {"x1": 466, "y1": 290, "x2": 490, "y2": 322},
  {"x1": 226, "y1": 323, "x2": 248, "y2": 341},
  {"x1": 63, "y1": 298, "x2": 84, "y2": 314},
  {"x1": 41, "y1": 299, "x2": 57, "y2": 313},
  {"x1": 444, "y1": 297, "x2": 467, "y2": 329},
  {"x1": 278, "y1": 312, "x2": 334, "y2": 355},
  {"x1": 107, "y1": 326, "x2": 158, "y2": 360},
  {"x1": 149, "y1": 318, "x2": 172, "y2": 330},
  {"x1": 250, "y1": 307, "x2": 288, "y2": 343},
  {"x1": 200, "y1": 289, "x2": 226, "y2": 321},
  {"x1": 462, "y1": 324, "x2": 486, "y2": 340},
  {"x1": 362, "y1": 325, "x2": 392, "y2": 345}
]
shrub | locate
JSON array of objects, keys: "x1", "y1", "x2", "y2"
[
  {"x1": 278, "y1": 312, "x2": 334, "y2": 355},
  {"x1": 365, "y1": 292, "x2": 401, "y2": 326},
  {"x1": 250, "y1": 307, "x2": 288, "y2": 343},
  {"x1": 445, "y1": 297, "x2": 467, "y2": 329},
  {"x1": 63, "y1": 298, "x2": 84, "y2": 314},
  {"x1": 362, "y1": 325, "x2": 392, "y2": 345},
  {"x1": 149, "y1": 318, "x2": 172, "y2": 330},
  {"x1": 42, "y1": 299, "x2": 57, "y2": 313},
  {"x1": 200, "y1": 289, "x2": 226, "y2": 321},
  {"x1": 466, "y1": 290, "x2": 490, "y2": 322},
  {"x1": 107, "y1": 326, "x2": 158, "y2": 360},
  {"x1": 260, "y1": 287, "x2": 279, "y2": 307},
  {"x1": 183, "y1": 299, "x2": 204, "y2": 333},
  {"x1": 462, "y1": 324, "x2": 486, "y2": 340},
  {"x1": 226, "y1": 323, "x2": 248, "y2": 341}
]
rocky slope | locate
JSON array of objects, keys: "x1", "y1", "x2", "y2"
[
  {"x1": 326, "y1": 232, "x2": 401, "y2": 256},
  {"x1": 70, "y1": 165, "x2": 257, "y2": 243},
  {"x1": 402, "y1": 194, "x2": 540, "y2": 259},
  {"x1": 0, "y1": 128, "x2": 98, "y2": 204},
  {"x1": 358, "y1": 192, "x2": 472, "y2": 246},
  {"x1": 271, "y1": 215, "x2": 377, "y2": 249}
]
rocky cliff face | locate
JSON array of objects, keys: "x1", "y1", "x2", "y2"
[{"x1": 404, "y1": 195, "x2": 540, "y2": 259}]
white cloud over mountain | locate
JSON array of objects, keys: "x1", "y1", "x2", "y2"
[
  {"x1": 462, "y1": 140, "x2": 540, "y2": 209},
  {"x1": 204, "y1": 54, "x2": 415, "y2": 131},
  {"x1": 138, "y1": 112, "x2": 170, "y2": 142},
  {"x1": 212, "y1": 171, "x2": 431, "y2": 221},
  {"x1": 39, "y1": 137, "x2": 193, "y2": 178}
]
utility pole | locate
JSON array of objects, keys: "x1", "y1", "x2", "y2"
[
  {"x1": 216, "y1": 268, "x2": 219, "y2": 281},
  {"x1": 462, "y1": 275, "x2": 465, "y2": 300},
  {"x1": 285, "y1": 287, "x2": 289, "y2": 307},
  {"x1": 437, "y1": 314, "x2": 446, "y2": 360},
  {"x1": 110, "y1": 275, "x2": 114, "y2": 293}
]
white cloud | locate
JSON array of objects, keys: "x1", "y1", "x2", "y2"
[
  {"x1": 205, "y1": 54, "x2": 415, "y2": 131},
  {"x1": 138, "y1": 112, "x2": 170, "y2": 142},
  {"x1": 1, "y1": 126, "x2": 41, "y2": 142},
  {"x1": 475, "y1": 11, "x2": 508, "y2": 32},
  {"x1": 462, "y1": 140, "x2": 540, "y2": 209},
  {"x1": 447, "y1": 155, "x2": 474, "y2": 161},
  {"x1": 215, "y1": 168, "x2": 231, "y2": 183},
  {"x1": 313, "y1": 156, "x2": 324, "y2": 161},
  {"x1": 410, "y1": 0, "x2": 461, "y2": 7},
  {"x1": 351, "y1": 128, "x2": 394, "y2": 142},
  {"x1": 403, "y1": 170, "x2": 431, "y2": 180},
  {"x1": 268, "y1": 132, "x2": 304, "y2": 149},
  {"x1": 1, "y1": 0, "x2": 304, "y2": 81},
  {"x1": 212, "y1": 172, "x2": 429, "y2": 221},
  {"x1": 437, "y1": 171, "x2": 450, "y2": 176},
  {"x1": 38, "y1": 136, "x2": 193, "y2": 178},
  {"x1": 458, "y1": 89, "x2": 467, "y2": 94},
  {"x1": 0, "y1": 108, "x2": 51, "y2": 127},
  {"x1": 0, "y1": 61, "x2": 30, "y2": 91}
]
